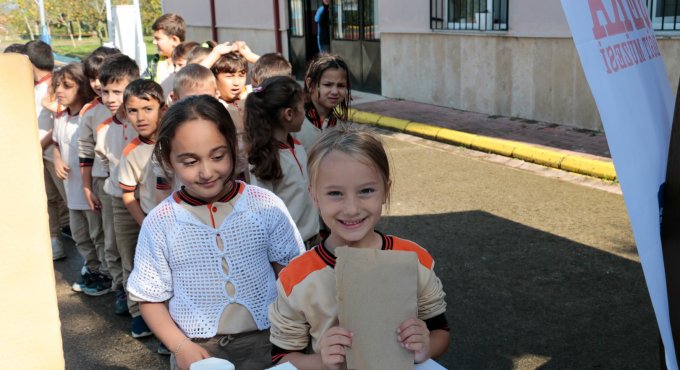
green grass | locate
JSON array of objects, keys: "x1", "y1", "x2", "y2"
[{"x1": 50, "y1": 36, "x2": 156, "y2": 62}]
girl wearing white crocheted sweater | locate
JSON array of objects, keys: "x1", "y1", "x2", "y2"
[{"x1": 127, "y1": 95, "x2": 305, "y2": 370}]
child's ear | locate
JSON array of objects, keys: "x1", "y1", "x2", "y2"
[
  {"x1": 168, "y1": 91, "x2": 177, "y2": 103},
  {"x1": 305, "y1": 77, "x2": 312, "y2": 91},
  {"x1": 282, "y1": 107, "x2": 294, "y2": 122},
  {"x1": 160, "y1": 104, "x2": 168, "y2": 116},
  {"x1": 171, "y1": 35, "x2": 181, "y2": 46}
]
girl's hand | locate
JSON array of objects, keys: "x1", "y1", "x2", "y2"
[
  {"x1": 54, "y1": 158, "x2": 70, "y2": 180},
  {"x1": 174, "y1": 340, "x2": 210, "y2": 370},
  {"x1": 320, "y1": 326, "x2": 352, "y2": 370},
  {"x1": 212, "y1": 42, "x2": 237, "y2": 56},
  {"x1": 397, "y1": 317, "x2": 430, "y2": 363}
]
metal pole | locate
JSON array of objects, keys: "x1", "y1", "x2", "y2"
[{"x1": 37, "y1": 0, "x2": 50, "y2": 44}]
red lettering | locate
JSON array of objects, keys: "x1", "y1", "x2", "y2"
[
  {"x1": 600, "y1": 47, "x2": 613, "y2": 73},
  {"x1": 589, "y1": 0, "x2": 629, "y2": 39},
  {"x1": 607, "y1": 46, "x2": 619, "y2": 71},
  {"x1": 625, "y1": 0, "x2": 648, "y2": 30}
]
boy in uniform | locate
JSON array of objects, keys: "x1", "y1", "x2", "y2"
[
  {"x1": 96, "y1": 55, "x2": 142, "y2": 327},
  {"x1": 143, "y1": 13, "x2": 186, "y2": 84},
  {"x1": 76, "y1": 46, "x2": 120, "y2": 294}
]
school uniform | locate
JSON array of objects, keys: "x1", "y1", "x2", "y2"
[
  {"x1": 293, "y1": 104, "x2": 340, "y2": 153},
  {"x1": 52, "y1": 109, "x2": 105, "y2": 273},
  {"x1": 36, "y1": 75, "x2": 69, "y2": 238},
  {"x1": 268, "y1": 232, "x2": 449, "y2": 362},
  {"x1": 78, "y1": 98, "x2": 113, "y2": 276},
  {"x1": 127, "y1": 182, "x2": 305, "y2": 369},
  {"x1": 119, "y1": 135, "x2": 159, "y2": 214},
  {"x1": 250, "y1": 135, "x2": 319, "y2": 244},
  {"x1": 216, "y1": 98, "x2": 249, "y2": 182},
  {"x1": 97, "y1": 115, "x2": 139, "y2": 301}
]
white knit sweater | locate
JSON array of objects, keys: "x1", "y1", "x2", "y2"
[{"x1": 127, "y1": 184, "x2": 305, "y2": 338}]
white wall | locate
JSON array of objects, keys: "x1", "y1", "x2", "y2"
[{"x1": 382, "y1": 0, "x2": 570, "y2": 38}]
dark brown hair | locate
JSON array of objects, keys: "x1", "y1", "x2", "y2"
[
  {"x1": 245, "y1": 76, "x2": 303, "y2": 181},
  {"x1": 304, "y1": 53, "x2": 351, "y2": 121},
  {"x1": 51, "y1": 62, "x2": 95, "y2": 110},
  {"x1": 155, "y1": 95, "x2": 237, "y2": 181},
  {"x1": 211, "y1": 52, "x2": 248, "y2": 75},
  {"x1": 152, "y1": 13, "x2": 186, "y2": 42}
]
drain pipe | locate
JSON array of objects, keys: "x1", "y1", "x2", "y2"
[
  {"x1": 209, "y1": 0, "x2": 218, "y2": 41},
  {"x1": 273, "y1": 0, "x2": 283, "y2": 53}
]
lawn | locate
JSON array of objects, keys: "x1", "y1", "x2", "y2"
[{"x1": 49, "y1": 35, "x2": 156, "y2": 62}]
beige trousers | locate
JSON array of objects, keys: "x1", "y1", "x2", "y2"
[
  {"x1": 69, "y1": 209, "x2": 105, "y2": 273},
  {"x1": 43, "y1": 159, "x2": 69, "y2": 237},
  {"x1": 94, "y1": 177, "x2": 115, "y2": 281},
  {"x1": 112, "y1": 196, "x2": 141, "y2": 317}
]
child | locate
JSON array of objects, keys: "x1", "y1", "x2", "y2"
[
  {"x1": 155, "y1": 64, "x2": 221, "y2": 201},
  {"x1": 127, "y1": 95, "x2": 305, "y2": 370},
  {"x1": 160, "y1": 41, "x2": 201, "y2": 105},
  {"x1": 96, "y1": 54, "x2": 142, "y2": 321},
  {"x1": 169, "y1": 63, "x2": 220, "y2": 103},
  {"x1": 210, "y1": 51, "x2": 250, "y2": 181},
  {"x1": 119, "y1": 79, "x2": 166, "y2": 225},
  {"x1": 250, "y1": 53, "x2": 292, "y2": 88},
  {"x1": 76, "y1": 46, "x2": 120, "y2": 294},
  {"x1": 26, "y1": 40, "x2": 70, "y2": 260},
  {"x1": 51, "y1": 63, "x2": 111, "y2": 295},
  {"x1": 294, "y1": 54, "x2": 352, "y2": 152},
  {"x1": 245, "y1": 76, "x2": 319, "y2": 248},
  {"x1": 171, "y1": 41, "x2": 200, "y2": 72},
  {"x1": 143, "y1": 13, "x2": 186, "y2": 84},
  {"x1": 269, "y1": 126, "x2": 450, "y2": 369}
]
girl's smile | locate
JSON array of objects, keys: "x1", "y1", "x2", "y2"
[
  {"x1": 312, "y1": 150, "x2": 389, "y2": 250},
  {"x1": 170, "y1": 118, "x2": 234, "y2": 203}
]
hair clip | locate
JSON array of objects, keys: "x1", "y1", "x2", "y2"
[{"x1": 252, "y1": 86, "x2": 264, "y2": 94}]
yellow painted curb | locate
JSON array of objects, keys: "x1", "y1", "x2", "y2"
[
  {"x1": 470, "y1": 136, "x2": 517, "y2": 157},
  {"x1": 352, "y1": 111, "x2": 383, "y2": 125},
  {"x1": 347, "y1": 108, "x2": 358, "y2": 120},
  {"x1": 376, "y1": 116, "x2": 410, "y2": 132},
  {"x1": 404, "y1": 122, "x2": 441, "y2": 140},
  {"x1": 351, "y1": 109, "x2": 618, "y2": 181},
  {"x1": 437, "y1": 128, "x2": 476, "y2": 147},
  {"x1": 560, "y1": 156, "x2": 617, "y2": 180},
  {"x1": 512, "y1": 144, "x2": 566, "y2": 168}
]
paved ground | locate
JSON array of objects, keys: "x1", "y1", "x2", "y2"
[
  {"x1": 56, "y1": 130, "x2": 656, "y2": 370},
  {"x1": 352, "y1": 98, "x2": 611, "y2": 161}
]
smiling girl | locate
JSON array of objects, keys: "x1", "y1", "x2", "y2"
[
  {"x1": 127, "y1": 95, "x2": 305, "y2": 370},
  {"x1": 269, "y1": 126, "x2": 450, "y2": 370}
]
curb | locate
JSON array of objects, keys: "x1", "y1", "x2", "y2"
[{"x1": 349, "y1": 108, "x2": 617, "y2": 181}]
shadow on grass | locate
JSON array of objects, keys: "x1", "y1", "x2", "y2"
[{"x1": 378, "y1": 211, "x2": 657, "y2": 370}]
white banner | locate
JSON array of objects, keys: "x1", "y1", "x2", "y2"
[{"x1": 560, "y1": 0, "x2": 676, "y2": 367}]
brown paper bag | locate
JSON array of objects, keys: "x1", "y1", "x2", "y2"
[{"x1": 336, "y1": 246, "x2": 418, "y2": 370}]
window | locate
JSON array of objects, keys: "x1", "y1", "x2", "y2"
[
  {"x1": 431, "y1": 0, "x2": 508, "y2": 31},
  {"x1": 290, "y1": 0, "x2": 304, "y2": 37},
  {"x1": 648, "y1": 0, "x2": 680, "y2": 30},
  {"x1": 333, "y1": 0, "x2": 379, "y2": 41}
]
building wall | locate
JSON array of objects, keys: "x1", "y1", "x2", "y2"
[
  {"x1": 163, "y1": 0, "x2": 289, "y2": 57},
  {"x1": 380, "y1": 0, "x2": 680, "y2": 131},
  {"x1": 382, "y1": 33, "x2": 680, "y2": 131}
]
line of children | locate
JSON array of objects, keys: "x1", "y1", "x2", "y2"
[{"x1": 18, "y1": 11, "x2": 450, "y2": 368}]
